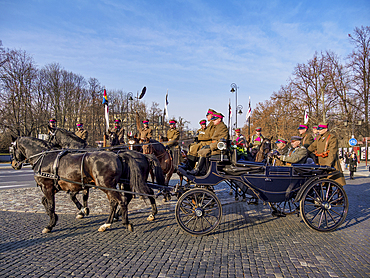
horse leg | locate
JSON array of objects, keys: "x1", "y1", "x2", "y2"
[
  {"x1": 41, "y1": 193, "x2": 58, "y2": 233},
  {"x1": 69, "y1": 192, "x2": 84, "y2": 219},
  {"x1": 82, "y1": 188, "x2": 90, "y2": 216},
  {"x1": 120, "y1": 193, "x2": 134, "y2": 232},
  {"x1": 98, "y1": 195, "x2": 118, "y2": 232},
  {"x1": 147, "y1": 188, "x2": 157, "y2": 221}
]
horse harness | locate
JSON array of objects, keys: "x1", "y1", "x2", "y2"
[{"x1": 33, "y1": 150, "x2": 88, "y2": 191}]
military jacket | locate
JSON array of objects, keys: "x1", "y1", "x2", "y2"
[
  {"x1": 280, "y1": 146, "x2": 307, "y2": 164},
  {"x1": 166, "y1": 128, "x2": 180, "y2": 147},
  {"x1": 301, "y1": 132, "x2": 314, "y2": 149},
  {"x1": 209, "y1": 121, "x2": 229, "y2": 155},
  {"x1": 110, "y1": 127, "x2": 125, "y2": 144},
  {"x1": 201, "y1": 121, "x2": 216, "y2": 143},
  {"x1": 250, "y1": 134, "x2": 265, "y2": 149},
  {"x1": 197, "y1": 128, "x2": 207, "y2": 141},
  {"x1": 75, "y1": 129, "x2": 88, "y2": 141},
  {"x1": 138, "y1": 127, "x2": 153, "y2": 141},
  {"x1": 308, "y1": 131, "x2": 345, "y2": 186}
]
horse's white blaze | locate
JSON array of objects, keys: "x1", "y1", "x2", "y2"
[{"x1": 98, "y1": 223, "x2": 111, "y2": 232}]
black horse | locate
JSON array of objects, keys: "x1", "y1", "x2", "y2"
[
  {"x1": 48, "y1": 127, "x2": 91, "y2": 218},
  {"x1": 49, "y1": 128, "x2": 163, "y2": 221},
  {"x1": 10, "y1": 136, "x2": 152, "y2": 233}
]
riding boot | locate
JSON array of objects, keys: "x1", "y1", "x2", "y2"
[
  {"x1": 180, "y1": 155, "x2": 197, "y2": 171},
  {"x1": 188, "y1": 156, "x2": 206, "y2": 176}
]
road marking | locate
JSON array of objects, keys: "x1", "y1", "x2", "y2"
[{"x1": 0, "y1": 184, "x2": 35, "y2": 189}]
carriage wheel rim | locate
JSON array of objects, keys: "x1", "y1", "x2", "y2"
[
  {"x1": 175, "y1": 188, "x2": 222, "y2": 236},
  {"x1": 300, "y1": 179, "x2": 348, "y2": 232}
]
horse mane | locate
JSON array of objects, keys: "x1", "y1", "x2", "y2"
[{"x1": 55, "y1": 128, "x2": 87, "y2": 148}]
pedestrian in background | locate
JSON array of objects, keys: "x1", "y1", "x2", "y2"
[
  {"x1": 345, "y1": 152, "x2": 349, "y2": 170},
  {"x1": 349, "y1": 153, "x2": 357, "y2": 179}
]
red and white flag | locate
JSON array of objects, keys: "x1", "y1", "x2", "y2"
[
  {"x1": 304, "y1": 110, "x2": 309, "y2": 124},
  {"x1": 246, "y1": 97, "x2": 251, "y2": 120}
]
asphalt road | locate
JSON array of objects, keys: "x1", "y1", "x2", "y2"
[{"x1": 0, "y1": 167, "x2": 37, "y2": 190}]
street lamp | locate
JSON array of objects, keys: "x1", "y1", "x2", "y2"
[{"x1": 230, "y1": 83, "x2": 238, "y2": 128}]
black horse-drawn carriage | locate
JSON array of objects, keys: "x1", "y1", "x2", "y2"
[
  {"x1": 173, "y1": 142, "x2": 348, "y2": 235},
  {"x1": 10, "y1": 131, "x2": 348, "y2": 236}
]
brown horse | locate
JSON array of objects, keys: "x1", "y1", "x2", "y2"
[
  {"x1": 10, "y1": 136, "x2": 151, "y2": 233},
  {"x1": 142, "y1": 139, "x2": 174, "y2": 186}
]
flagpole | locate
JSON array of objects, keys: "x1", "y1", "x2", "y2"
[{"x1": 102, "y1": 88, "x2": 109, "y2": 147}]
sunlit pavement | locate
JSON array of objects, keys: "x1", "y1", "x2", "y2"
[{"x1": 0, "y1": 174, "x2": 369, "y2": 277}]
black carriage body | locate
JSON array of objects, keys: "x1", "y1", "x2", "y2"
[{"x1": 180, "y1": 160, "x2": 334, "y2": 203}]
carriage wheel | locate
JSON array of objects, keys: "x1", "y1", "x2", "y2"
[
  {"x1": 175, "y1": 188, "x2": 222, "y2": 236},
  {"x1": 269, "y1": 198, "x2": 299, "y2": 215},
  {"x1": 300, "y1": 179, "x2": 348, "y2": 232}
]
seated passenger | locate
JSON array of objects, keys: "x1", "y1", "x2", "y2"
[
  {"x1": 270, "y1": 137, "x2": 289, "y2": 166},
  {"x1": 188, "y1": 112, "x2": 229, "y2": 175},
  {"x1": 277, "y1": 136, "x2": 307, "y2": 165},
  {"x1": 180, "y1": 109, "x2": 216, "y2": 170}
]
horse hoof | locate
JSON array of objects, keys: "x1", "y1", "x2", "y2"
[
  {"x1": 127, "y1": 223, "x2": 134, "y2": 232},
  {"x1": 83, "y1": 207, "x2": 90, "y2": 216},
  {"x1": 76, "y1": 212, "x2": 84, "y2": 219},
  {"x1": 147, "y1": 214, "x2": 155, "y2": 221},
  {"x1": 42, "y1": 228, "x2": 51, "y2": 234},
  {"x1": 98, "y1": 223, "x2": 111, "y2": 232}
]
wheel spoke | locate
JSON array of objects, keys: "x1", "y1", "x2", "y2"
[
  {"x1": 309, "y1": 207, "x2": 322, "y2": 221},
  {"x1": 324, "y1": 210, "x2": 329, "y2": 228},
  {"x1": 184, "y1": 215, "x2": 196, "y2": 225},
  {"x1": 318, "y1": 209, "x2": 325, "y2": 227},
  {"x1": 326, "y1": 209, "x2": 336, "y2": 223},
  {"x1": 328, "y1": 208, "x2": 343, "y2": 216},
  {"x1": 312, "y1": 187, "x2": 322, "y2": 202},
  {"x1": 327, "y1": 188, "x2": 339, "y2": 203},
  {"x1": 192, "y1": 216, "x2": 199, "y2": 231},
  {"x1": 325, "y1": 183, "x2": 331, "y2": 200},
  {"x1": 203, "y1": 198, "x2": 215, "y2": 209}
]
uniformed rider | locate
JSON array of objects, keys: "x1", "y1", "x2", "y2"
[
  {"x1": 136, "y1": 112, "x2": 153, "y2": 142},
  {"x1": 164, "y1": 119, "x2": 180, "y2": 148},
  {"x1": 250, "y1": 127, "x2": 265, "y2": 153},
  {"x1": 110, "y1": 119, "x2": 125, "y2": 145},
  {"x1": 75, "y1": 122, "x2": 88, "y2": 141},
  {"x1": 298, "y1": 123, "x2": 314, "y2": 148},
  {"x1": 270, "y1": 137, "x2": 289, "y2": 166}
]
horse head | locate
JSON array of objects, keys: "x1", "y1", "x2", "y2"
[{"x1": 10, "y1": 136, "x2": 25, "y2": 170}]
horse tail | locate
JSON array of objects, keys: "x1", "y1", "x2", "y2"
[
  {"x1": 120, "y1": 152, "x2": 152, "y2": 195},
  {"x1": 145, "y1": 154, "x2": 165, "y2": 185}
]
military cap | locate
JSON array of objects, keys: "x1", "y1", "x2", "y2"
[
  {"x1": 317, "y1": 122, "x2": 328, "y2": 130},
  {"x1": 255, "y1": 127, "x2": 262, "y2": 132},
  {"x1": 298, "y1": 123, "x2": 309, "y2": 130},
  {"x1": 312, "y1": 125, "x2": 318, "y2": 129},
  {"x1": 114, "y1": 119, "x2": 121, "y2": 123},
  {"x1": 142, "y1": 119, "x2": 149, "y2": 124},
  {"x1": 290, "y1": 136, "x2": 302, "y2": 141},
  {"x1": 275, "y1": 137, "x2": 288, "y2": 144},
  {"x1": 235, "y1": 128, "x2": 241, "y2": 133},
  {"x1": 49, "y1": 118, "x2": 57, "y2": 123},
  {"x1": 169, "y1": 119, "x2": 177, "y2": 124},
  {"x1": 211, "y1": 112, "x2": 224, "y2": 120},
  {"x1": 76, "y1": 123, "x2": 83, "y2": 127},
  {"x1": 206, "y1": 109, "x2": 217, "y2": 116},
  {"x1": 199, "y1": 119, "x2": 206, "y2": 125}
]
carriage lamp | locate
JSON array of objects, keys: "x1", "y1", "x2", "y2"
[{"x1": 217, "y1": 141, "x2": 227, "y2": 151}]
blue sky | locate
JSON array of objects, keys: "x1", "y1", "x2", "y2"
[{"x1": 1, "y1": 0, "x2": 370, "y2": 129}]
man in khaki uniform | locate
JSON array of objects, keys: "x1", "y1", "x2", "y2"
[
  {"x1": 250, "y1": 127, "x2": 265, "y2": 153},
  {"x1": 189, "y1": 112, "x2": 229, "y2": 175},
  {"x1": 75, "y1": 123, "x2": 88, "y2": 141},
  {"x1": 181, "y1": 109, "x2": 216, "y2": 170},
  {"x1": 110, "y1": 119, "x2": 125, "y2": 144},
  {"x1": 136, "y1": 112, "x2": 152, "y2": 142},
  {"x1": 278, "y1": 136, "x2": 307, "y2": 165},
  {"x1": 312, "y1": 125, "x2": 319, "y2": 141},
  {"x1": 164, "y1": 119, "x2": 180, "y2": 148},
  {"x1": 298, "y1": 123, "x2": 314, "y2": 148},
  {"x1": 308, "y1": 122, "x2": 346, "y2": 186}
]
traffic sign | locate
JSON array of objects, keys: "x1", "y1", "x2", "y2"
[{"x1": 349, "y1": 138, "x2": 358, "y2": 146}]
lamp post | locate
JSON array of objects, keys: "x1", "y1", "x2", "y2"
[{"x1": 230, "y1": 83, "x2": 238, "y2": 128}]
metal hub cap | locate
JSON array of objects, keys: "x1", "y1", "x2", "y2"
[
  {"x1": 321, "y1": 201, "x2": 331, "y2": 210},
  {"x1": 195, "y1": 208, "x2": 203, "y2": 217}
]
